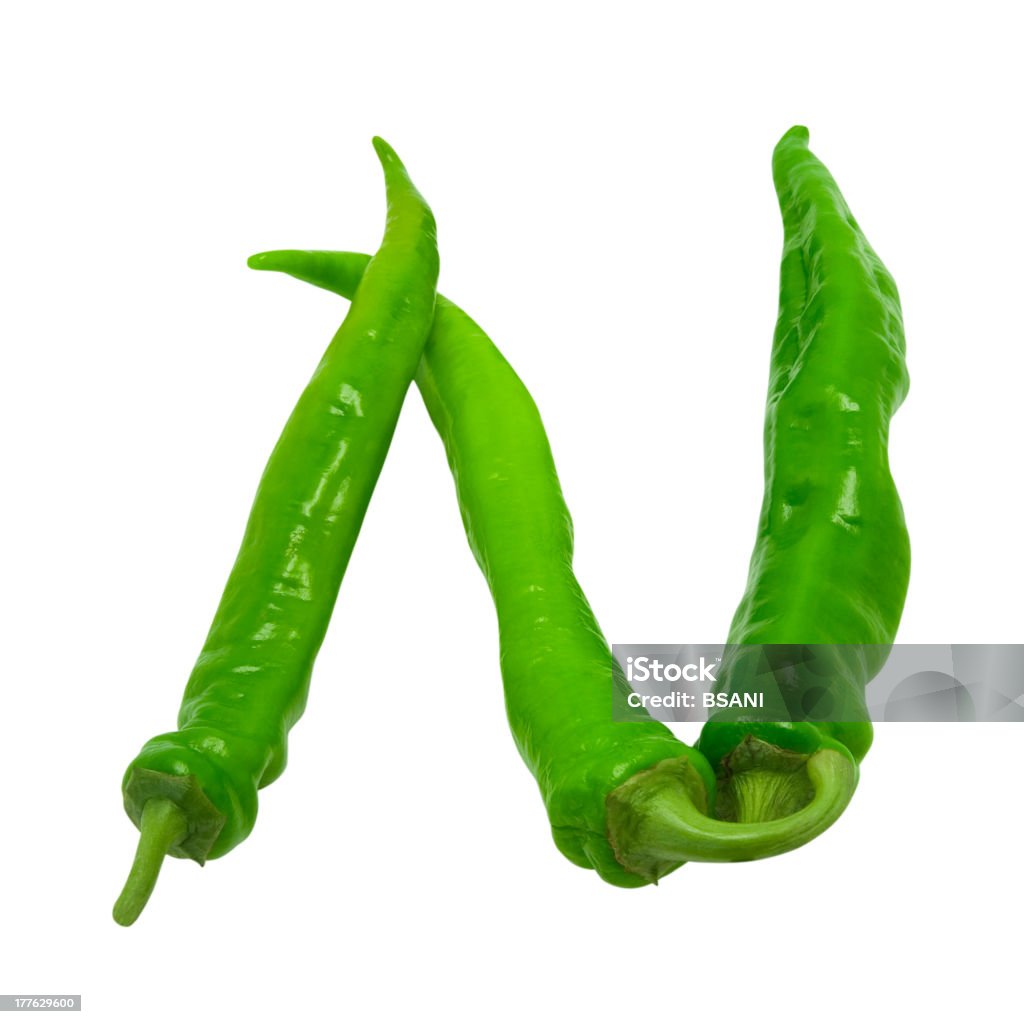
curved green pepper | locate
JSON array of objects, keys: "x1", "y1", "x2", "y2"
[
  {"x1": 695, "y1": 125, "x2": 910, "y2": 826},
  {"x1": 113, "y1": 139, "x2": 438, "y2": 925}
]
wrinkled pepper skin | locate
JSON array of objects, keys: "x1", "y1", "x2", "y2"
[
  {"x1": 115, "y1": 140, "x2": 438, "y2": 925},
  {"x1": 698, "y1": 126, "x2": 910, "y2": 770},
  {"x1": 248, "y1": 250, "x2": 718, "y2": 887}
]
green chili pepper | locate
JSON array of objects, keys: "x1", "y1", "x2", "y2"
[
  {"x1": 248, "y1": 182, "x2": 887, "y2": 885},
  {"x1": 692, "y1": 125, "x2": 910, "y2": 826},
  {"x1": 113, "y1": 139, "x2": 438, "y2": 926},
  {"x1": 249, "y1": 248, "x2": 705, "y2": 885}
]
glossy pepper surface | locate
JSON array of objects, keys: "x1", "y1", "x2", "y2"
[
  {"x1": 694, "y1": 125, "x2": 910, "y2": 826},
  {"x1": 248, "y1": 240, "x2": 867, "y2": 884},
  {"x1": 249, "y1": 249, "x2": 707, "y2": 885},
  {"x1": 113, "y1": 139, "x2": 438, "y2": 925}
]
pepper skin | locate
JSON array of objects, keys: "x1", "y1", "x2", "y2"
[
  {"x1": 249, "y1": 248, "x2": 711, "y2": 886},
  {"x1": 248, "y1": 240, "x2": 870, "y2": 884},
  {"x1": 113, "y1": 139, "x2": 438, "y2": 926},
  {"x1": 694, "y1": 126, "x2": 910, "y2": 828}
]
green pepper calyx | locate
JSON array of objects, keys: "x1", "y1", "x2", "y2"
[
  {"x1": 122, "y1": 767, "x2": 226, "y2": 863},
  {"x1": 114, "y1": 770, "x2": 228, "y2": 927},
  {"x1": 606, "y1": 742, "x2": 857, "y2": 883}
]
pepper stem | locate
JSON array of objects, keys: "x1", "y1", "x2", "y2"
[
  {"x1": 113, "y1": 798, "x2": 189, "y2": 927},
  {"x1": 606, "y1": 742, "x2": 858, "y2": 883}
]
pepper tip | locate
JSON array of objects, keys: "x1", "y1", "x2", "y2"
[
  {"x1": 247, "y1": 251, "x2": 297, "y2": 273},
  {"x1": 371, "y1": 136, "x2": 397, "y2": 164},
  {"x1": 781, "y1": 125, "x2": 810, "y2": 145}
]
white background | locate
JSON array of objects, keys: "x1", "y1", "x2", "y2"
[{"x1": 2, "y1": 2, "x2": 1021, "y2": 1021}]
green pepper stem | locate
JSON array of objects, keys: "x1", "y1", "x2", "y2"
[
  {"x1": 606, "y1": 748, "x2": 857, "y2": 883},
  {"x1": 113, "y1": 798, "x2": 189, "y2": 927}
]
